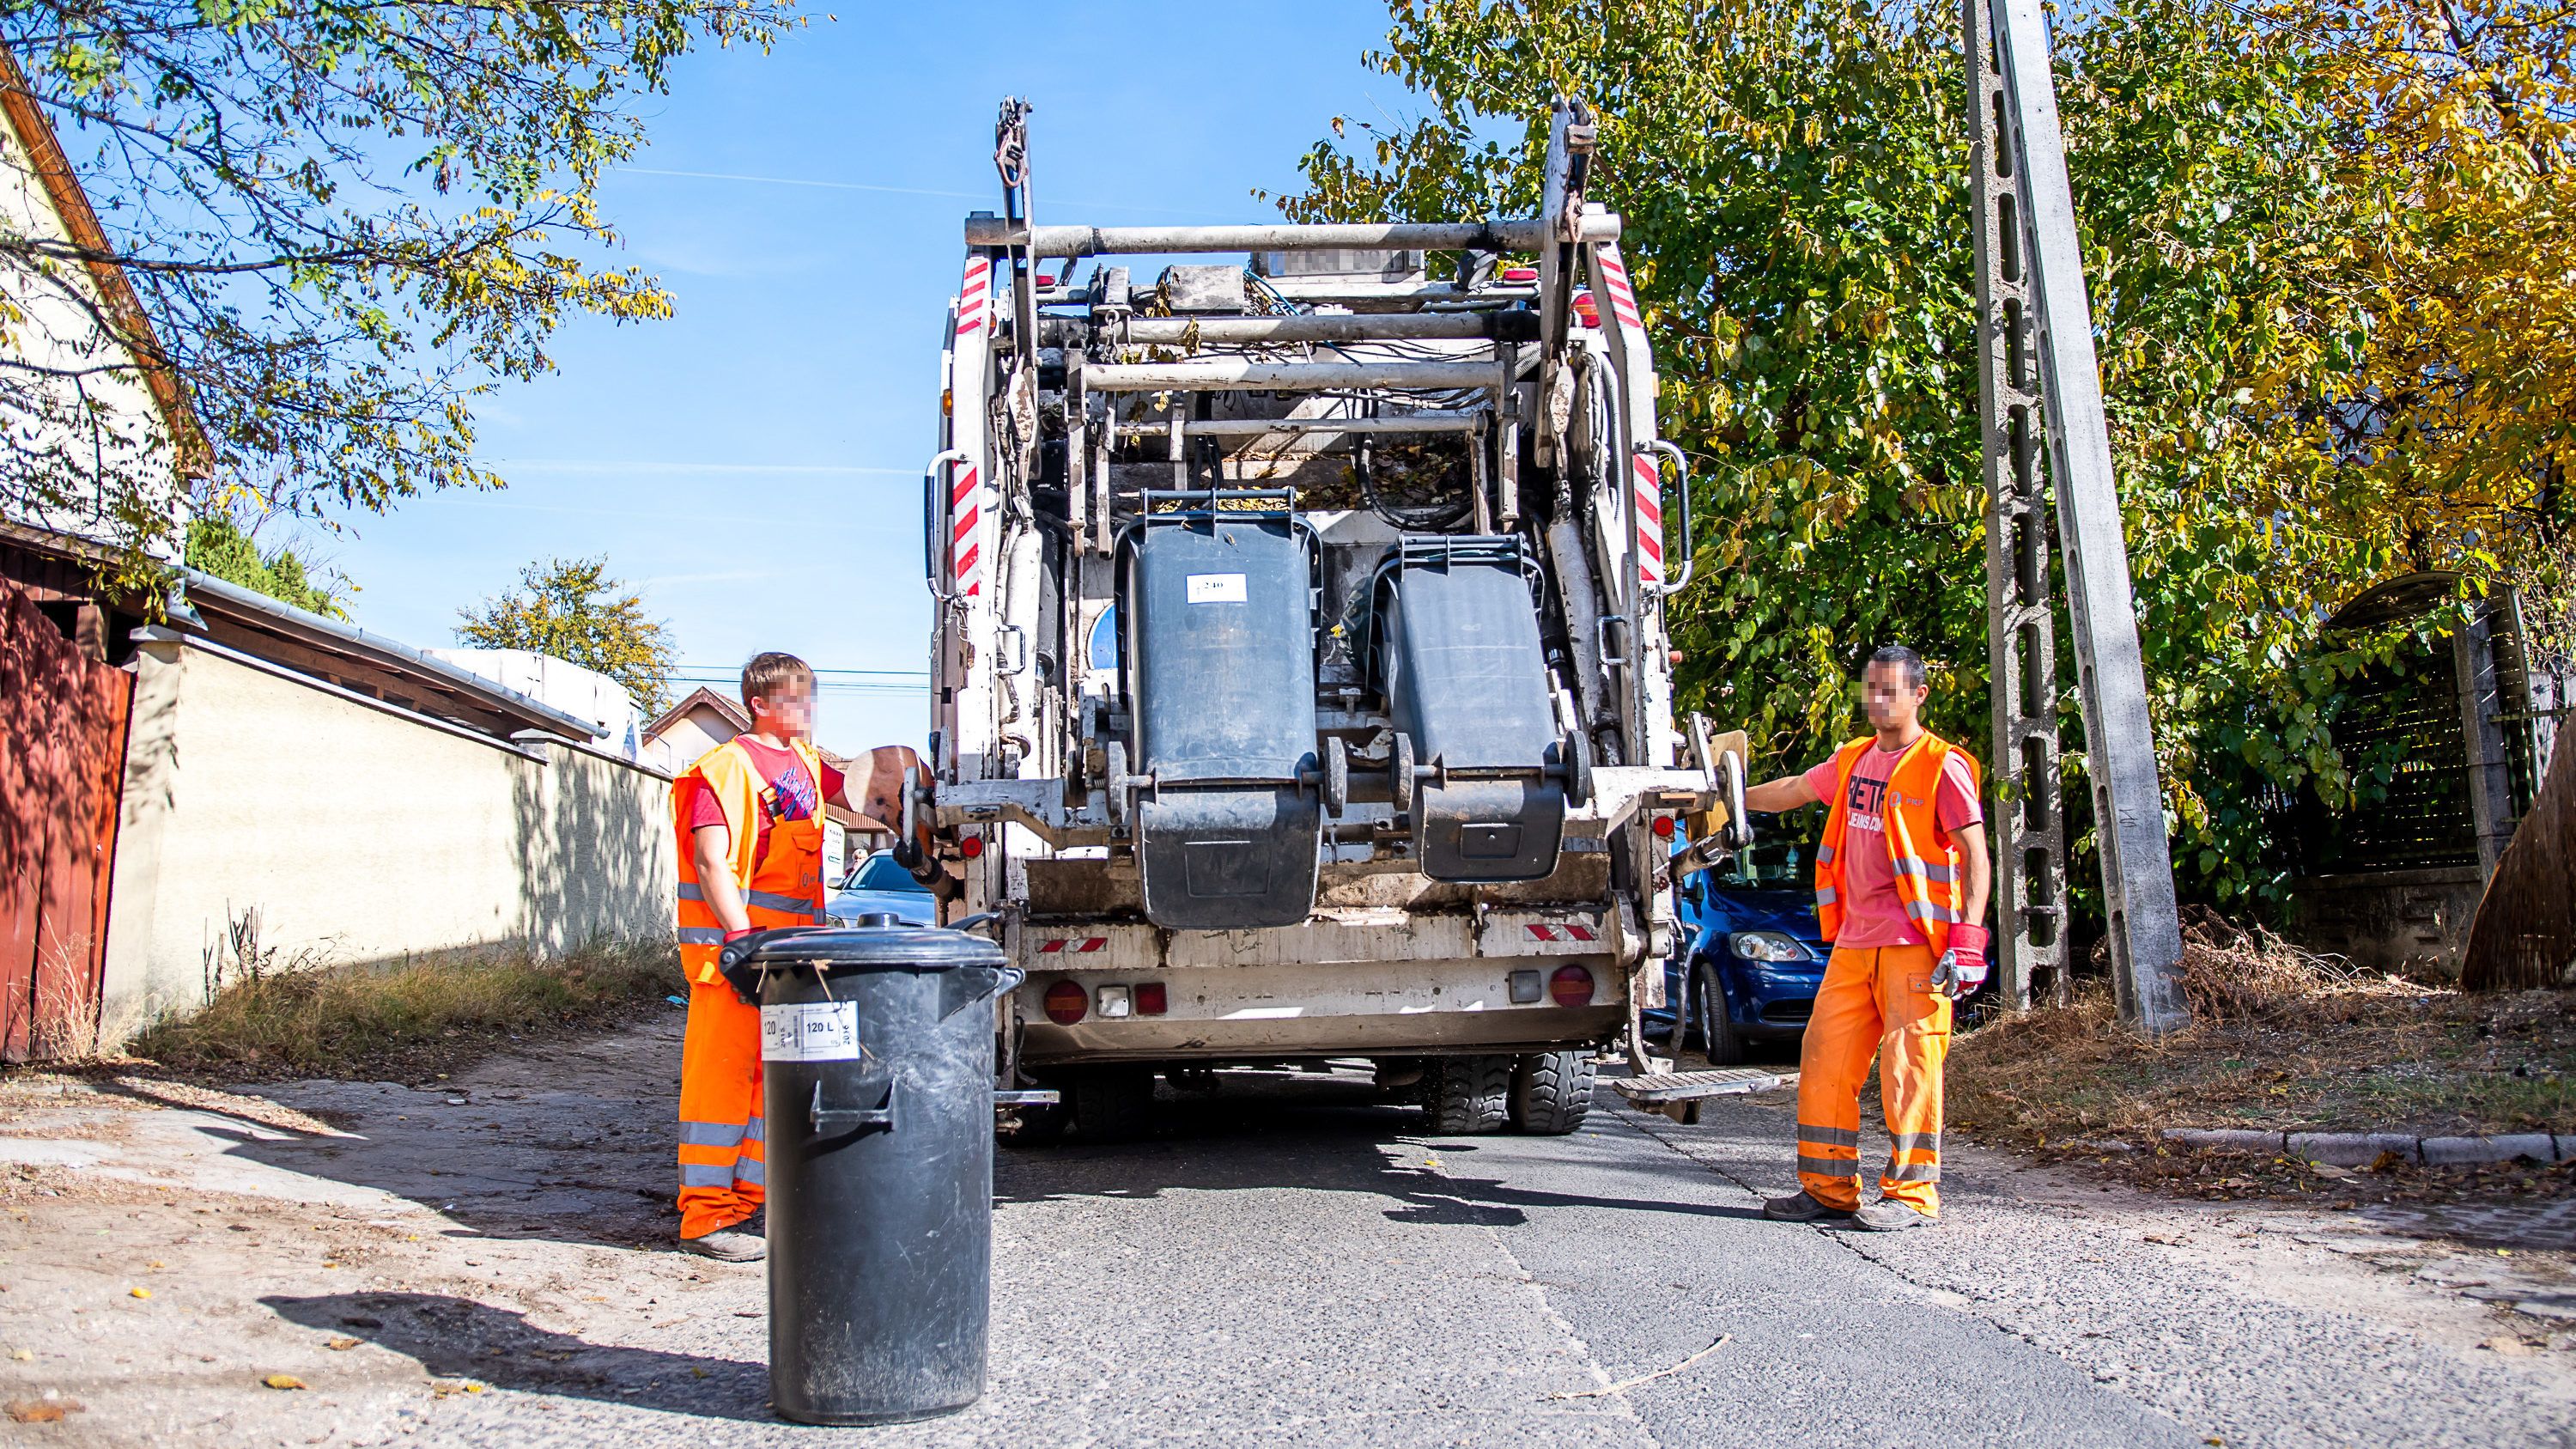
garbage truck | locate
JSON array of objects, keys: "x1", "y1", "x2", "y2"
[{"x1": 909, "y1": 99, "x2": 1745, "y2": 1140}]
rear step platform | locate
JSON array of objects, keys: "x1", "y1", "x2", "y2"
[{"x1": 1611, "y1": 1068, "x2": 1799, "y2": 1124}]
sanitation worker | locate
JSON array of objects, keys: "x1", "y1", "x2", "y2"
[
  {"x1": 671, "y1": 652, "x2": 927, "y2": 1261},
  {"x1": 1738, "y1": 644, "x2": 1991, "y2": 1232}
]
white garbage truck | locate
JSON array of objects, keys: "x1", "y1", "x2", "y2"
[{"x1": 910, "y1": 99, "x2": 1744, "y2": 1141}]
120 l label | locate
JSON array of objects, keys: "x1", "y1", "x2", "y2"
[{"x1": 761, "y1": 1002, "x2": 860, "y2": 1062}]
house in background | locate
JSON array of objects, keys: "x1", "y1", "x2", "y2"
[
  {"x1": 641, "y1": 687, "x2": 890, "y2": 882},
  {"x1": 428, "y1": 647, "x2": 643, "y2": 760}
]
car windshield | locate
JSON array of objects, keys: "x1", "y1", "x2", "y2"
[
  {"x1": 1717, "y1": 837, "x2": 1812, "y2": 891},
  {"x1": 841, "y1": 853, "x2": 931, "y2": 894}
]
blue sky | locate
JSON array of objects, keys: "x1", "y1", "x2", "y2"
[{"x1": 315, "y1": 1, "x2": 1404, "y2": 755}]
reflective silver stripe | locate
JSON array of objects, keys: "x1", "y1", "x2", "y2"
[
  {"x1": 1890, "y1": 1132, "x2": 1941, "y2": 1154},
  {"x1": 1796, "y1": 1124, "x2": 1860, "y2": 1148},
  {"x1": 678, "y1": 1121, "x2": 744, "y2": 1148},
  {"x1": 1893, "y1": 856, "x2": 1954, "y2": 884},
  {"x1": 732, "y1": 1158, "x2": 766, "y2": 1187},
  {"x1": 1797, "y1": 1154, "x2": 1861, "y2": 1178},
  {"x1": 677, "y1": 883, "x2": 707, "y2": 902},
  {"x1": 1885, "y1": 1161, "x2": 1941, "y2": 1183},
  {"x1": 1816, "y1": 845, "x2": 1836, "y2": 865},
  {"x1": 743, "y1": 1116, "x2": 764, "y2": 1145},
  {"x1": 1815, "y1": 887, "x2": 1839, "y2": 906},
  {"x1": 746, "y1": 889, "x2": 819, "y2": 915},
  {"x1": 677, "y1": 927, "x2": 727, "y2": 945},
  {"x1": 1904, "y1": 899, "x2": 1962, "y2": 923},
  {"x1": 678, "y1": 1163, "x2": 734, "y2": 1187}
]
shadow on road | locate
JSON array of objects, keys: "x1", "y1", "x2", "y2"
[
  {"x1": 997, "y1": 1069, "x2": 1769, "y2": 1228},
  {"x1": 264, "y1": 1291, "x2": 770, "y2": 1420}
]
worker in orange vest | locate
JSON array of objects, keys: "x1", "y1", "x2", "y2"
[
  {"x1": 671, "y1": 651, "x2": 927, "y2": 1260},
  {"x1": 1740, "y1": 644, "x2": 1991, "y2": 1232}
]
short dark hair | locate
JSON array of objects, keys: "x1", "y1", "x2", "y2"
[
  {"x1": 1867, "y1": 644, "x2": 1927, "y2": 690},
  {"x1": 741, "y1": 651, "x2": 813, "y2": 707}
]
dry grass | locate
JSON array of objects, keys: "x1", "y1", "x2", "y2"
[
  {"x1": 1954, "y1": 910, "x2": 2576, "y2": 1152},
  {"x1": 118, "y1": 936, "x2": 680, "y2": 1082}
]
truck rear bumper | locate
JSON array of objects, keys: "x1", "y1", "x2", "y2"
[{"x1": 1014, "y1": 954, "x2": 1626, "y2": 1066}]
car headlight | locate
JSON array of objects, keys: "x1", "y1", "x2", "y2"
[{"x1": 1728, "y1": 930, "x2": 1810, "y2": 963}]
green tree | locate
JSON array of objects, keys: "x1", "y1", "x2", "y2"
[
  {"x1": 1283, "y1": 0, "x2": 2469, "y2": 908},
  {"x1": 0, "y1": 0, "x2": 799, "y2": 579},
  {"x1": 457, "y1": 557, "x2": 676, "y2": 715},
  {"x1": 183, "y1": 514, "x2": 349, "y2": 618}
]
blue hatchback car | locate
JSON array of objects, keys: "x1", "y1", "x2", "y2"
[
  {"x1": 1650, "y1": 825, "x2": 1827, "y2": 1064},
  {"x1": 826, "y1": 849, "x2": 940, "y2": 927}
]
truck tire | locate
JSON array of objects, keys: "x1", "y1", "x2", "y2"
[
  {"x1": 1692, "y1": 960, "x2": 1747, "y2": 1066},
  {"x1": 1425, "y1": 1055, "x2": 1513, "y2": 1134},
  {"x1": 1508, "y1": 1050, "x2": 1596, "y2": 1135},
  {"x1": 1067, "y1": 1067, "x2": 1157, "y2": 1143}
]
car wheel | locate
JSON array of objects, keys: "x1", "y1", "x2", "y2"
[
  {"x1": 1692, "y1": 960, "x2": 1747, "y2": 1066},
  {"x1": 1507, "y1": 1050, "x2": 1596, "y2": 1135},
  {"x1": 1425, "y1": 1055, "x2": 1513, "y2": 1134}
]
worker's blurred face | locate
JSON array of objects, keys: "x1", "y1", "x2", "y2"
[
  {"x1": 750, "y1": 684, "x2": 817, "y2": 742},
  {"x1": 1862, "y1": 661, "x2": 1928, "y2": 734}
]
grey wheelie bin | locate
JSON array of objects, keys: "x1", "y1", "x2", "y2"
[{"x1": 720, "y1": 918, "x2": 1021, "y2": 1426}]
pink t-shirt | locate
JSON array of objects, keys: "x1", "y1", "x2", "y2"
[{"x1": 1803, "y1": 741, "x2": 1983, "y2": 949}]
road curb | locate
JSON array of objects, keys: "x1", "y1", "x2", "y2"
[{"x1": 2160, "y1": 1128, "x2": 2576, "y2": 1167}]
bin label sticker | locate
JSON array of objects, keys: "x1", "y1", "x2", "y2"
[
  {"x1": 761, "y1": 1002, "x2": 860, "y2": 1062},
  {"x1": 1186, "y1": 572, "x2": 1247, "y2": 604}
]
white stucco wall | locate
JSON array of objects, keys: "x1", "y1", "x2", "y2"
[{"x1": 98, "y1": 634, "x2": 677, "y2": 1037}]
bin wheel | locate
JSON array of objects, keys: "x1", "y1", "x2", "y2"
[
  {"x1": 1389, "y1": 733, "x2": 1417, "y2": 816},
  {"x1": 1067, "y1": 1067, "x2": 1157, "y2": 1143},
  {"x1": 1560, "y1": 730, "x2": 1593, "y2": 807},
  {"x1": 1105, "y1": 741, "x2": 1132, "y2": 832},
  {"x1": 1425, "y1": 1055, "x2": 1513, "y2": 1134},
  {"x1": 1508, "y1": 1050, "x2": 1597, "y2": 1135},
  {"x1": 1693, "y1": 959, "x2": 1747, "y2": 1066},
  {"x1": 1322, "y1": 737, "x2": 1349, "y2": 818}
]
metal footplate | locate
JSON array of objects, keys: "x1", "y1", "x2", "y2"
[{"x1": 1611, "y1": 1068, "x2": 1797, "y2": 1124}]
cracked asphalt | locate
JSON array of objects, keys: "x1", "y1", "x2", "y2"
[{"x1": 3, "y1": 1015, "x2": 2573, "y2": 1446}]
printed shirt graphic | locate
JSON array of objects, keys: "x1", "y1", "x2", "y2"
[
  {"x1": 1803, "y1": 742, "x2": 1983, "y2": 949},
  {"x1": 683, "y1": 737, "x2": 846, "y2": 863}
]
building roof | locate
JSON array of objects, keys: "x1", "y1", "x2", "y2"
[
  {"x1": 644, "y1": 685, "x2": 750, "y2": 742},
  {"x1": 0, "y1": 47, "x2": 210, "y2": 478}
]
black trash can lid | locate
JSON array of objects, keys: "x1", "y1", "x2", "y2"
[{"x1": 738, "y1": 922, "x2": 1007, "y2": 973}]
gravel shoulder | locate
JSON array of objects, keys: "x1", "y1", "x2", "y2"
[{"x1": 2, "y1": 1015, "x2": 2573, "y2": 1446}]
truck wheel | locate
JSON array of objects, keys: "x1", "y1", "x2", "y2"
[
  {"x1": 1425, "y1": 1055, "x2": 1513, "y2": 1134},
  {"x1": 1508, "y1": 1050, "x2": 1596, "y2": 1135},
  {"x1": 1067, "y1": 1067, "x2": 1157, "y2": 1143},
  {"x1": 1692, "y1": 960, "x2": 1746, "y2": 1066}
]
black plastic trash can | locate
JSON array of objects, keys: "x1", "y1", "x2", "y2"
[{"x1": 726, "y1": 918, "x2": 1018, "y2": 1426}]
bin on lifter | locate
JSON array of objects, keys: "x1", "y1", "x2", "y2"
[{"x1": 720, "y1": 917, "x2": 1023, "y2": 1426}]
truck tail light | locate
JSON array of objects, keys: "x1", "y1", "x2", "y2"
[
  {"x1": 1501, "y1": 265, "x2": 1539, "y2": 283},
  {"x1": 1042, "y1": 979, "x2": 1087, "y2": 1025},
  {"x1": 959, "y1": 833, "x2": 985, "y2": 859},
  {"x1": 1549, "y1": 965, "x2": 1595, "y2": 1008},
  {"x1": 1651, "y1": 813, "x2": 1675, "y2": 838},
  {"x1": 1134, "y1": 982, "x2": 1168, "y2": 1015}
]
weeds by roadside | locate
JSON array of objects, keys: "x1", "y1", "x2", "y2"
[
  {"x1": 1950, "y1": 912, "x2": 2576, "y2": 1207},
  {"x1": 112, "y1": 936, "x2": 681, "y2": 1082}
]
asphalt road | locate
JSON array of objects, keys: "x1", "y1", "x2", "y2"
[{"x1": 4, "y1": 1022, "x2": 2573, "y2": 1446}]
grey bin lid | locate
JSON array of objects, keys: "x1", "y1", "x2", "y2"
[{"x1": 741, "y1": 921, "x2": 1006, "y2": 974}]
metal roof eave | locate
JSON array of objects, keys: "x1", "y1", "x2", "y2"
[{"x1": 174, "y1": 569, "x2": 610, "y2": 742}]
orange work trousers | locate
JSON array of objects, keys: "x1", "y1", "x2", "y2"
[
  {"x1": 677, "y1": 979, "x2": 765, "y2": 1239},
  {"x1": 1794, "y1": 942, "x2": 1951, "y2": 1215}
]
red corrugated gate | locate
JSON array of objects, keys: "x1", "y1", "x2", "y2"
[{"x1": 0, "y1": 579, "x2": 131, "y2": 1060}]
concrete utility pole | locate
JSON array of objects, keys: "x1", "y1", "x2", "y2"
[{"x1": 1965, "y1": 0, "x2": 2188, "y2": 1033}]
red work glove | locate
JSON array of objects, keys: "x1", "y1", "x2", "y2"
[
  {"x1": 1933, "y1": 922, "x2": 1991, "y2": 1001},
  {"x1": 722, "y1": 928, "x2": 756, "y2": 945}
]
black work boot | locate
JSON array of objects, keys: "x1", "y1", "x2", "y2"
[{"x1": 1762, "y1": 1190, "x2": 1854, "y2": 1221}]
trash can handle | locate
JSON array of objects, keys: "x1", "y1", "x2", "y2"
[{"x1": 810, "y1": 1075, "x2": 897, "y2": 1136}]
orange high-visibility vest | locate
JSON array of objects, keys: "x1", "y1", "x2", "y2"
[
  {"x1": 1814, "y1": 733, "x2": 1983, "y2": 957},
  {"x1": 674, "y1": 735, "x2": 830, "y2": 986}
]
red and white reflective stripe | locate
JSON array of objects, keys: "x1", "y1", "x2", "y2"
[
  {"x1": 1592, "y1": 244, "x2": 1646, "y2": 337},
  {"x1": 1525, "y1": 923, "x2": 1599, "y2": 942},
  {"x1": 1036, "y1": 937, "x2": 1109, "y2": 954},
  {"x1": 1632, "y1": 452, "x2": 1665, "y2": 586},
  {"x1": 951, "y1": 464, "x2": 983, "y2": 597},
  {"x1": 956, "y1": 256, "x2": 990, "y2": 338}
]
